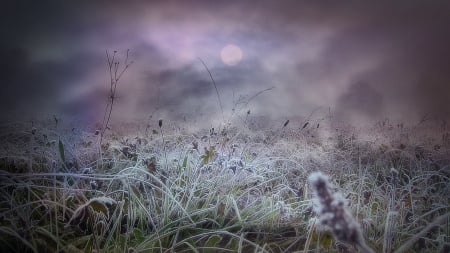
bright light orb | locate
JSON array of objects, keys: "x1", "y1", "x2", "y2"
[{"x1": 220, "y1": 44, "x2": 243, "y2": 66}]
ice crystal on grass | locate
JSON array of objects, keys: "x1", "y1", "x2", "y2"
[
  {"x1": 67, "y1": 196, "x2": 117, "y2": 230},
  {"x1": 308, "y1": 172, "x2": 375, "y2": 253}
]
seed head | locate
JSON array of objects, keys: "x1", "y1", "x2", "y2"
[{"x1": 308, "y1": 172, "x2": 374, "y2": 253}]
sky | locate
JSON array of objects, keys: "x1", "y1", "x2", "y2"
[{"x1": 2, "y1": 0, "x2": 450, "y2": 127}]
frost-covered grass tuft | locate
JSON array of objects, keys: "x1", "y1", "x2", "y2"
[{"x1": 0, "y1": 117, "x2": 449, "y2": 252}]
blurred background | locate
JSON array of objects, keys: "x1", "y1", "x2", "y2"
[{"x1": 2, "y1": 0, "x2": 450, "y2": 128}]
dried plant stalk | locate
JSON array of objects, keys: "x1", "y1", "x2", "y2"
[{"x1": 308, "y1": 172, "x2": 375, "y2": 253}]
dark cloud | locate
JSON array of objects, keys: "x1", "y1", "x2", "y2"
[
  {"x1": 288, "y1": 1, "x2": 450, "y2": 123},
  {"x1": 0, "y1": 45, "x2": 104, "y2": 121},
  {"x1": 335, "y1": 81, "x2": 383, "y2": 121},
  {"x1": 0, "y1": 47, "x2": 40, "y2": 117},
  {"x1": 132, "y1": 57, "x2": 276, "y2": 122},
  {"x1": 1, "y1": 1, "x2": 450, "y2": 125}
]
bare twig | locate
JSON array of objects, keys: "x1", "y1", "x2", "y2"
[{"x1": 100, "y1": 49, "x2": 133, "y2": 146}]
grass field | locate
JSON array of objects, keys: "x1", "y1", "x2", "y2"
[{"x1": 0, "y1": 116, "x2": 449, "y2": 252}]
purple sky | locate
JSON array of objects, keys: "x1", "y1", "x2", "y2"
[{"x1": 2, "y1": 1, "x2": 450, "y2": 126}]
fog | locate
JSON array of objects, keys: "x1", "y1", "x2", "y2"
[{"x1": 2, "y1": 1, "x2": 450, "y2": 128}]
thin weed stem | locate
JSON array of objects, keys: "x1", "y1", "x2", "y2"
[{"x1": 198, "y1": 57, "x2": 224, "y2": 121}]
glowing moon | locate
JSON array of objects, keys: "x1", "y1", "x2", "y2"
[{"x1": 220, "y1": 44, "x2": 243, "y2": 66}]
